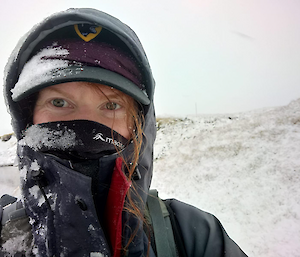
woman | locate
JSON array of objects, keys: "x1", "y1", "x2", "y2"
[{"x1": 1, "y1": 8, "x2": 247, "y2": 257}]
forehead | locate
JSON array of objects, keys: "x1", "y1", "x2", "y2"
[{"x1": 38, "y1": 82, "x2": 134, "y2": 101}]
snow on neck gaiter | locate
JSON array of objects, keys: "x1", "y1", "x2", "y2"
[
  {"x1": 19, "y1": 120, "x2": 130, "y2": 226},
  {"x1": 19, "y1": 120, "x2": 129, "y2": 160}
]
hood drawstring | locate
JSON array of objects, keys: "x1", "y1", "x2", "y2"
[
  {"x1": 30, "y1": 167, "x2": 58, "y2": 256},
  {"x1": 31, "y1": 169, "x2": 50, "y2": 208}
]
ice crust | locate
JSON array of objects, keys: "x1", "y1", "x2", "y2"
[
  {"x1": 19, "y1": 125, "x2": 76, "y2": 151},
  {"x1": 11, "y1": 46, "x2": 69, "y2": 101}
]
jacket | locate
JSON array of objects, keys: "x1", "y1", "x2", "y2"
[{"x1": 1, "y1": 8, "x2": 247, "y2": 257}]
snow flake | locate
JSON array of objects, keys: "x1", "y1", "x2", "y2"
[
  {"x1": 88, "y1": 224, "x2": 96, "y2": 232},
  {"x1": 30, "y1": 160, "x2": 40, "y2": 171},
  {"x1": 28, "y1": 185, "x2": 39, "y2": 199},
  {"x1": 90, "y1": 252, "x2": 107, "y2": 257},
  {"x1": 19, "y1": 166, "x2": 28, "y2": 180}
]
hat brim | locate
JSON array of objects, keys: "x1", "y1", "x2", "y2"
[{"x1": 13, "y1": 66, "x2": 150, "y2": 105}]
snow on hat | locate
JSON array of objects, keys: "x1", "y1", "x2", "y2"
[{"x1": 11, "y1": 24, "x2": 150, "y2": 105}]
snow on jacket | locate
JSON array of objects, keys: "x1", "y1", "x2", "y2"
[{"x1": 1, "y1": 8, "x2": 247, "y2": 257}]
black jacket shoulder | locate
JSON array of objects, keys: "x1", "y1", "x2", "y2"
[{"x1": 165, "y1": 199, "x2": 247, "y2": 257}]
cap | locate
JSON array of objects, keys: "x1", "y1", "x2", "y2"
[{"x1": 11, "y1": 24, "x2": 150, "y2": 105}]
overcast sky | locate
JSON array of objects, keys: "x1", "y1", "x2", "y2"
[{"x1": 1, "y1": 0, "x2": 300, "y2": 134}]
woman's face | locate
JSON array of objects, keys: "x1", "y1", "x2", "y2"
[{"x1": 33, "y1": 82, "x2": 134, "y2": 139}]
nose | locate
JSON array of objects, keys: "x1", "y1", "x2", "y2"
[{"x1": 72, "y1": 106, "x2": 104, "y2": 124}]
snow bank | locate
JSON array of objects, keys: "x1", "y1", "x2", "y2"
[
  {"x1": 0, "y1": 135, "x2": 17, "y2": 166},
  {"x1": 152, "y1": 99, "x2": 300, "y2": 257}
]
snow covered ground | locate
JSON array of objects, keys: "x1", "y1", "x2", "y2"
[{"x1": 1, "y1": 99, "x2": 300, "y2": 256}]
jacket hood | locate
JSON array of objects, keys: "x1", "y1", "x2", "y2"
[
  {"x1": 4, "y1": 8, "x2": 156, "y2": 255},
  {"x1": 4, "y1": 5, "x2": 157, "y2": 220},
  {"x1": 3, "y1": 8, "x2": 155, "y2": 140}
]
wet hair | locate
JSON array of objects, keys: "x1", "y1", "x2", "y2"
[{"x1": 87, "y1": 83, "x2": 149, "y2": 253}]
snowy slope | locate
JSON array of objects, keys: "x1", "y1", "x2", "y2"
[
  {"x1": 1, "y1": 99, "x2": 300, "y2": 256},
  {"x1": 152, "y1": 99, "x2": 300, "y2": 257},
  {"x1": 0, "y1": 136, "x2": 19, "y2": 197}
]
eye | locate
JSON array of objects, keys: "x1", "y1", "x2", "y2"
[
  {"x1": 51, "y1": 99, "x2": 69, "y2": 107},
  {"x1": 105, "y1": 102, "x2": 121, "y2": 110}
]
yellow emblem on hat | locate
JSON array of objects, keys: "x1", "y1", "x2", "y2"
[{"x1": 74, "y1": 24, "x2": 102, "y2": 42}]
